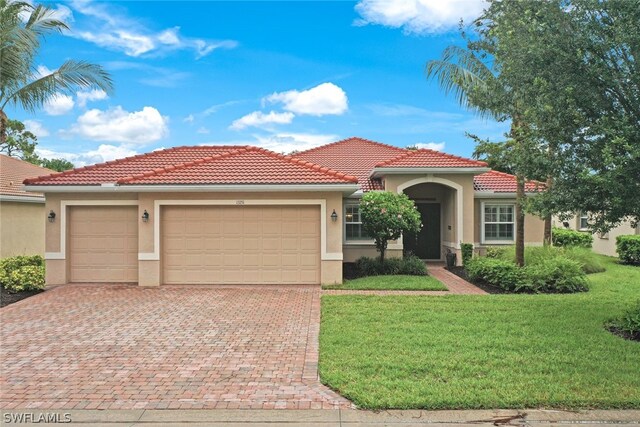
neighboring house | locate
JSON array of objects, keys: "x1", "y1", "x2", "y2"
[
  {"x1": 553, "y1": 215, "x2": 639, "y2": 257},
  {"x1": 24, "y1": 137, "x2": 544, "y2": 286},
  {"x1": 0, "y1": 154, "x2": 54, "y2": 258}
]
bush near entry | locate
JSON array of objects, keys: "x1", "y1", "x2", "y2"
[
  {"x1": 616, "y1": 235, "x2": 640, "y2": 265},
  {"x1": 0, "y1": 255, "x2": 45, "y2": 292},
  {"x1": 552, "y1": 227, "x2": 593, "y2": 248}
]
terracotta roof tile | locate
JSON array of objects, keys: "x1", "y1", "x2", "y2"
[
  {"x1": 295, "y1": 137, "x2": 407, "y2": 191},
  {"x1": 1, "y1": 154, "x2": 54, "y2": 198},
  {"x1": 375, "y1": 149, "x2": 488, "y2": 168},
  {"x1": 474, "y1": 170, "x2": 544, "y2": 193}
]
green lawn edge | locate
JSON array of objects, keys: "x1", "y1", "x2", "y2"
[{"x1": 322, "y1": 274, "x2": 447, "y2": 291}]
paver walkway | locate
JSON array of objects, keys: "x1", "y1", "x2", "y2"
[
  {"x1": 323, "y1": 266, "x2": 487, "y2": 296},
  {"x1": 0, "y1": 284, "x2": 351, "y2": 410}
]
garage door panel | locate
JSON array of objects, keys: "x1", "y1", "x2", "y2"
[
  {"x1": 69, "y1": 206, "x2": 138, "y2": 283},
  {"x1": 162, "y1": 205, "x2": 320, "y2": 285}
]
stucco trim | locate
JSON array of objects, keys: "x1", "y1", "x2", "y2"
[
  {"x1": 397, "y1": 176, "x2": 464, "y2": 250},
  {"x1": 45, "y1": 200, "x2": 139, "y2": 260},
  {"x1": 139, "y1": 199, "x2": 339, "y2": 262},
  {"x1": 25, "y1": 184, "x2": 360, "y2": 194}
]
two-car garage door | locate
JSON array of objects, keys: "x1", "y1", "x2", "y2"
[{"x1": 161, "y1": 205, "x2": 321, "y2": 285}]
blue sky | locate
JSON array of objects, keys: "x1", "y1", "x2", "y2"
[{"x1": 17, "y1": 0, "x2": 507, "y2": 166}]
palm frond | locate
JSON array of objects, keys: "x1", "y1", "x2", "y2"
[
  {"x1": 3, "y1": 60, "x2": 114, "y2": 111},
  {"x1": 25, "y1": 4, "x2": 69, "y2": 36}
]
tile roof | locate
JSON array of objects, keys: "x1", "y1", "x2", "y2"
[
  {"x1": 474, "y1": 170, "x2": 544, "y2": 193},
  {"x1": 374, "y1": 149, "x2": 489, "y2": 169},
  {"x1": 23, "y1": 146, "x2": 243, "y2": 186},
  {"x1": 25, "y1": 146, "x2": 358, "y2": 186},
  {"x1": 295, "y1": 137, "x2": 407, "y2": 191},
  {"x1": 0, "y1": 154, "x2": 53, "y2": 199}
]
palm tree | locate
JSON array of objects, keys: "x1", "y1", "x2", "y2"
[
  {"x1": 0, "y1": 0, "x2": 113, "y2": 142},
  {"x1": 425, "y1": 45, "x2": 528, "y2": 266}
]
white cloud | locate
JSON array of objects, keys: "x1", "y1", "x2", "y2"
[
  {"x1": 183, "y1": 114, "x2": 195, "y2": 123},
  {"x1": 264, "y1": 83, "x2": 348, "y2": 116},
  {"x1": 66, "y1": 106, "x2": 169, "y2": 144},
  {"x1": 196, "y1": 127, "x2": 210, "y2": 134},
  {"x1": 67, "y1": 1, "x2": 237, "y2": 58},
  {"x1": 414, "y1": 142, "x2": 446, "y2": 151},
  {"x1": 76, "y1": 89, "x2": 108, "y2": 107},
  {"x1": 43, "y1": 93, "x2": 74, "y2": 115},
  {"x1": 354, "y1": 0, "x2": 487, "y2": 34},
  {"x1": 23, "y1": 120, "x2": 49, "y2": 138},
  {"x1": 253, "y1": 132, "x2": 339, "y2": 153},
  {"x1": 230, "y1": 111, "x2": 295, "y2": 130},
  {"x1": 36, "y1": 144, "x2": 138, "y2": 168}
]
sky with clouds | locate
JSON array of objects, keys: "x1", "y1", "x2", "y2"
[{"x1": 13, "y1": 0, "x2": 508, "y2": 167}]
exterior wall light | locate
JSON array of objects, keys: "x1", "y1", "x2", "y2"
[
  {"x1": 331, "y1": 209, "x2": 338, "y2": 222},
  {"x1": 142, "y1": 210, "x2": 150, "y2": 222},
  {"x1": 48, "y1": 210, "x2": 56, "y2": 223}
]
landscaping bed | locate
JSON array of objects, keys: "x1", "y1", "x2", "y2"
[
  {"x1": 0, "y1": 287, "x2": 43, "y2": 307},
  {"x1": 320, "y1": 256, "x2": 640, "y2": 410},
  {"x1": 446, "y1": 266, "x2": 507, "y2": 294}
]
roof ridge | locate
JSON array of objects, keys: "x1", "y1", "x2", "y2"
[
  {"x1": 116, "y1": 148, "x2": 250, "y2": 184},
  {"x1": 375, "y1": 148, "x2": 489, "y2": 168},
  {"x1": 296, "y1": 136, "x2": 407, "y2": 156},
  {"x1": 23, "y1": 145, "x2": 247, "y2": 185},
  {"x1": 252, "y1": 147, "x2": 359, "y2": 183}
]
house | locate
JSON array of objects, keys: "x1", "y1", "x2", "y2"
[
  {"x1": 553, "y1": 215, "x2": 639, "y2": 257},
  {"x1": 23, "y1": 137, "x2": 545, "y2": 286},
  {"x1": 0, "y1": 154, "x2": 54, "y2": 258}
]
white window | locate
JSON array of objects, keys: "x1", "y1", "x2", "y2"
[
  {"x1": 579, "y1": 213, "x2": 589, "y2": 230},
  {"x1": 344, "y1": 204, "x2": 370, "y2": 241},
  {"x1": 483, "y1": 204, "x2": 515, "y2": 243}
]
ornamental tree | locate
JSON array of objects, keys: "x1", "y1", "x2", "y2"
[{"x1": 360, "y1": 191, "x2": 422, "y2": 263}]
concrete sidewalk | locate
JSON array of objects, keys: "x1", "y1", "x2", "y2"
[{"x1": 2, "y1": 409, "x2": 639, "y2": 426}]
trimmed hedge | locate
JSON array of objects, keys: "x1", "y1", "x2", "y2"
[
  {"x1": 616, "y1": 235, "x2": 640, "y2": 265},
  {"x1": 355, "y1": 255, "x2": 426, "y2": 277},
  {"x1": 606, "y1": 302, "x2": 640, "y2": 341},
  {"x1": 0, "y1": 255, "x2": 45, "y2": 292},
  {"x1": 466, "y1": 255, "x2": 589, "y2": 293},
  {"x1": 460, "y1": 243, "x2": 474, "y2": 267},
  {"x1": 488, "y1": 245, "x2": 605, "y2": 274},
  {"x1": 552, "y1": 227, "x2": 593, "y2": 248}
]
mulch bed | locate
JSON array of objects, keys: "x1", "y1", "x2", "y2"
[
  {"x1": 0, "y1": 287, "x2": 43, "y2": 308},
  {"x1": 343, "y1": 262, "x2": 360, "y2": 280},
  {"x1": 446, "y1": 266, "x2": 509, "y2": 294},
  {"x1": 606, "y1": 326, "x2": 640, "y2": 342}
]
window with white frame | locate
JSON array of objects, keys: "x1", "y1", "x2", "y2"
[
  {"x1": 579, "y1": 213, "x2": 589, "y2": 230},
  {"x1": 483, "y1": 204, "x2": 515, "y2": 242},
  {"x1": 344, "y1": 203, "x2": 370, "y2": 240}
]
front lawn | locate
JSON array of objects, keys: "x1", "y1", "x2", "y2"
[
  {"x1": 324, "y1": 275, "x2": 447, "y2": 291},
  {"x1": 320, "y1": 256, "x2": 640, "y2": 409}
]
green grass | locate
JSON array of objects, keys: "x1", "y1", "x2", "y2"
[
  {"x1": 323, "y1": 275, "x2": 447, "y2": 291},
  {"x1": 320, "y1": 256, "x2": 640, "y2": 410}
]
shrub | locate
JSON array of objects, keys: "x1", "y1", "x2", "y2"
[
  {"x1": 355, "y1": 255, "x2": 426, "y2": 277},
  {"x1": 460, "y1": 243, "x2": 474, "y2": 266},
  {"x1": 616, "y1": 235, "x2": 640, "y2": 265},
  {"x1": 485, "y1": 246, "x2": 508, "y2": 258},
  {"x1": 519, "y1": 258, "x2": 589, "y2": 293},
  {"x1": 606, "y1": 302, "x2": 640, "y2": 341},
  {"x1": 563, "y1": 246, "x2": 606, "y2": 274},
  {"x1": 0, "y1": 255, "x2": 45, "y2": 292},
  {"x1": 494, "y1": 245, "x2": 605, "y2": 274},
  {"x1": 552, "y1": 227, "x2": 593, "y2": 248},
  {"x1": 465, "y1": 254, "x2": 589, "y2": 294}
]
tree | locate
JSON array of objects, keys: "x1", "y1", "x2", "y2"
[
  {"x1": 1, "y1": 118, "x2": 38, "y2": 163},
  {"x1": 425, "y1": 43, "x2": 542, "y2": 266},
  {"x1": 0, "y1": 0, "x2": 113, "y2": 142},
  {"x1": 40, "y1": 157, "x2": 74, "y2": 172},
  {"x1": 360, "y1": 192, "x2": 422, "y2": 263}
]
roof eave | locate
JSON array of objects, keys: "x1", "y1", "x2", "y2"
[
  {"x1": 371, "y1": 167, "x2": 491, "y2": 178},
  {"x1": 474, "y1": 191, "x2": 542, "y2": 198},
  {"x1": 0, "y1": 194, "x2": 45, "y2": 203},
  {"x1": 23, "y1": 183, "x2": 360, "y2": 196}
]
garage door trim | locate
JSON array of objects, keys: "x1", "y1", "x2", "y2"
[
  {"x1": 139, "y1": 199, "x2": 342, "y2": 262},
  {"x1": 45, "y1": 200, "x2": 139, "y2": 260}
]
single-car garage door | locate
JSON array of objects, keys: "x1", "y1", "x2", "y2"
[
  {"x1": 162, "y1": 205, "x2": 320, "y2": 285},
  {"x1": 69, "y1": 206, "x2": 138, "y2": 282}
]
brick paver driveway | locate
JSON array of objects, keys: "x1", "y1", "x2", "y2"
[{"x1": 0, "y1": 284, "x2": 350, "y2": 410}]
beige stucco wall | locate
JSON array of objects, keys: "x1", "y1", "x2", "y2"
[
  {"x1": 43, "y1": 191, "x2": 345, "y2": 286},
  {"x1": 0, "y1": 201, "x2": 46, "y2": 258},
  {"x1": 474, "y1": 199, "x2": 545, "y2": 253},
  {"x1": 553, "y1": 215, "x2": 638, "y2": 257}
]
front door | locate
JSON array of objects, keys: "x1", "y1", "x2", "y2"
[{"x1": 403, "y1": 203, "x2": 441, "y2": 260}]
